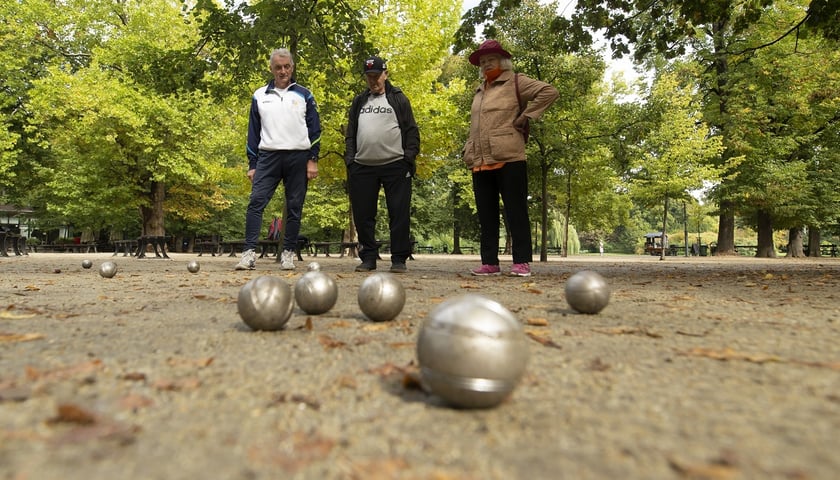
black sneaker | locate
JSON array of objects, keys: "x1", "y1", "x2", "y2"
[
  {"x1": 355, "y1": 260, "x2": 376, "y2": 272},
  {"x1": 389, "y1": 262, "x2": 407, "y2": 273}
]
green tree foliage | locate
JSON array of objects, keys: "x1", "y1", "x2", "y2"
[{"x1": 629, "y1": 68, "x2": 724, "y2": 259}]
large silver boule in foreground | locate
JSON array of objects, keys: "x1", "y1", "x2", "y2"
[
  {"x1": 357, "y1": 273, "x2": 405, "y2": 322},
  {"x1": 237, "y1": 276, "x2": 294, "y2": 331},
  {"x1": 565, "y1": 270, "x2": 610, "y2": 314},
  {"x1": 99, "y1": 261, "x2": 117, "y2": 278},
  {"x1": 417, "y1": 294, "x2": 529, "y2": 409},
  {"x1": 294, "y1": 265, "x2": 338, "y2": 315}
]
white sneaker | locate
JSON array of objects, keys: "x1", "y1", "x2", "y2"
[
  {"x1": 280, "y1": 249, "x2": 295, "y2": 270},
  {"x1": 235, "y1": 249, "x2": 256, "y2": 270}
]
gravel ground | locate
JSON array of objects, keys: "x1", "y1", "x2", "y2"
[{"x1": 1, "y1": 252, "x2": 839, "y2": 480}]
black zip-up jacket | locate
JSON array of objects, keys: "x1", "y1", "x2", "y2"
[{"x1": 344, "y1": 80, "x2": 420, "y2": 175}]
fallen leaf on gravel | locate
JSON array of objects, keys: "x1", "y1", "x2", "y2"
[
  {"x1": 388, "y1": 342, "x2": 414, "y2": 349},
  {"x1": 526, "y1": 317, "x2": 548, "y2": 326},
  {"x1": 120, "y1": 372, "x2": 147, "y2": 382},
  {"x1": 593, "y1": 326, "x2": 662, "y2": 338},
  {"x1": 668, "y1": 456, "x2": 738, "y2": 479},
  {"x1": 304, "y1": 317, "x2": 313, "y2": 330},
  {"x1": 346, "y1": 457, "x2": 410, "y2": 480},
  {"x1": 459, "y1": 283, "x2": 479, "y2": 289},
  {"x1": 48, "y1": 403, "x2": 97, "y2": 425},
  {"x1": 25, "y1": 359, "x2": 103, "y2": 381},
  {"x1": 192, "y1": 294, "x2": 208, "y2": 299},
  {"x1": 0, "y1": 332, "x2": 44, "y2": 343},
  {"x1": 166, "y1": 356, "x2": 214, "y2": 368},
  {"x1": 153, "y1": 377, "x2": 201, "y2": 391},
  {"x1": 329, "y1": 320, "x2": 353, "y2": 329},
  {"x1": 247, "y1": 431, "x2": 335, "y2": 472},
  {"x1": 269, "y1": 393, "x2": 321, "y2": 410},
  {"x1": 678, "y1": 347, "x2": 840, "y2": 370},
  {"x1": 0, "y1": 307, "x2": 37, "y2": 319},
  {"x1": 23, "y1": 285, "x2": 40, "y2": 291},
  {"x1": 362, "y1": 323, "x2": 390, "y2": 332},
  {"x1": 318, "y1": 334, "x2": 347, "y2": 349},
  {"x1": 525, "y1": 331, "x2": 562, "y2": 349},
  {"x1": 118, "y1": 394, "x2": 154, "y2": 411}
]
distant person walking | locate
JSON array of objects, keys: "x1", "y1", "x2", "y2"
[
  {"x1": 236, "y1": 48, "x2": 321, "y2": 271},
  {"x1": 345, "y1": 55, "x2": 420, "y2": 273},
  {"x1": 463, "y1": 40, "x2": 558, "y2": 277}
]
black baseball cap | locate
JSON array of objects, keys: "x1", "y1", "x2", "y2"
[{"x1": 363, "y1": 56, "x2": 387, "y2": 74}]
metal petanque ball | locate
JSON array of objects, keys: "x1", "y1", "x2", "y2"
[
  {"x1": 417, "y1": 294, "x2": 529, "y2": 409},
  {"x1": 294, "y1": 266, "x2": 338, "y2": 315},
  {"x1": 81, "y1": 259, "x2": 93, "y2": 269},
  {"x1": 565, "y1": 270, "x2": 611, "y2": 314},
  {"x1": 187, "y1": 260, "x2": 200, "y2": 273},
  {"x1": 357, "y1": 273, "x2": 405, "y2": 322},
  {"x1": 99, "y1": 261, "x2": 117, "y2": 279},
  {"x1": 238, "y1": 276, "x2": 295, "y2": 331},
  {"x1": 307, "y1": 262, "x2": 321, "y2": 272}
]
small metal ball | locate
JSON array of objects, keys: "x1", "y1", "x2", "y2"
[
  {"x1": 357, "y1": 273, "x2": 405, "y2": 322},
  {"x1": 81, "y1": 259, "x2": 93, "y2": 269},
  {"x1": 417, "y1": 295, "x2": 529, "y2": 409},
  {"x1": 294, "y1": 269, "x2": 338, "y2": 315},
  {"x1": 237, "y1": 276, "x2": 294, "y2": 331},
  {"x1": 99, "y1": 261, "x2": 117, "y2": 278},
  {"x1": 565, "y1": 270, "x2": 611, "y2": 314},
  {"x1": 187, "y1": 260, "x2": 200, "y2": 273},
  {"x1": 307, "y1": 262, "x2": 321, "y2": 272}
]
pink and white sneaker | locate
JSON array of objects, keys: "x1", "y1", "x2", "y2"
[
  {"x1": 509, "y1": 263, "x2": 531, "y2": 277},
  {"x1": 470, "y1": 264, "x2": 501, "y2": 276}
]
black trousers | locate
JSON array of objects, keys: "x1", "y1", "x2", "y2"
[
  {"x1": 245, "y1": 150, "x2": 309, "y2": 252},
  {"x1": 472, "y1": 161, "x2": 533, "y2": 265},
  {"x1": 348, "y1": 161, "x2": 413, "y2": 264}
]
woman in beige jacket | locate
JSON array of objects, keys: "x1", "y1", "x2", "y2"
[{"x1": 463, "y1": 39, "x2": 559, "y2": 277}]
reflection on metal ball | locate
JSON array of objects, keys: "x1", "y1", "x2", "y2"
[
  {"x1": 295, "y1": 269, "x2": 338, "y2": 315},
  {"x1": 237, "y1": 276, "x2": 294, "y2": 331},
  {"x1": 357, "y1": 273, "x2": 405, "y2": 322},
  {"x1": 565, "y1": 270, "x2": 610, "y2": 314},
  {"x1": 187, "y1": 260, "x2": 200, "y2": 273},
  {"x1": 81, "y1": 259, "x2": 93, "y2": 269},
  {"x1": 417, "y1": 294, "x2": 529, "y2": 409},
  {"x1": 99, "y1": 261, "x2": 117, "y2": 278}
]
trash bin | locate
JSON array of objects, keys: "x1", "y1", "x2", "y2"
[{"x1": 700, "y1": 244, "x2": 709, "y2": 256}]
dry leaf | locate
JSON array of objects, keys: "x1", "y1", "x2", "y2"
[
  {"x1": 49, "y1": 403, "x2": 97, "y2": 425},
  {"x1": 346, "y1": 457, "x2": 410, "y2": 480},
  {"x1": 0, "y1": 307, "x2": 37, "y2": 319},
  {"x1": 269, "y1": 393, "x2": 321, "y2": 410},
  {"x1": 361, "y1": 323, "x2": 390, "y2": 332},
  {"x1": 668, "y1": 456, "x2": 738, "y2": 479},
  {"x1": 166, "y1": 356, "x2": 214, "y2": 368},
  {"x1": 247, "y1": 432, "x2": 335, "y2": 472},
  {"x1": 119, "y1": 394, "x2": 154, "y2": 411},
  {"x1": 304, "y1": 317, "x2": 313, "y2": 330},
  {"x1": 25, "y1": 359, "x2": 103, "y2": 381},
  {"x1": 23, "y1": 285, "x2": 40, "y2": 291},
  {"x1": 678, "y1": 347, "x2": 840, "y2": 370},
  {"x1": 153, "y1": 377, "x2": 201, "y2": 391},
  {"x1": 120, "y1": 372, "x2": 147, "y2": 382},
  {"x1": 525, "y1": 331, "x2": 562, "y2": 349},
  {"x1": 318, "y1": 334, "x2": 347, "y2": 349},
  {"x1": 526, "y1": 317, "x2": 549, "y2": 326},
  {"x1": 0, "y1": 332, "x2": 44, "y2": 343}
]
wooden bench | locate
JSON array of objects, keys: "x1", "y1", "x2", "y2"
[
  {"x1": 113, "y1": 239, "x2": 138, "y2": 256},
  {"x1": 258, "y1": 237, "x2": 309, "y2": 261},
  {"x1": 415, "y1": 245, "x2": 434, "y2": 254},
  {"x1": 1, "y1": 232, "x2": 26, "y2": 257},
  {"x1": 195, "y1": 236, "x2": 222, "y2": 257}
]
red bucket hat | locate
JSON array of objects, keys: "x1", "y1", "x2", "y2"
[{"x1": 468, "y1": 39, "x2": 512, "y2": 66}]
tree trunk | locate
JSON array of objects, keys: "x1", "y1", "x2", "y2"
[
  {"x1": 660, "y1": 196, "x2": 669, "y2": 261},
  {"x1": 755, "y1": 210, "x2": 777, "y2": 258},
  {"x1": 140, "y1": 181, "x2": 166, "y2": 236},
  {"x1": 807, "y1": 227, "x2": 821, "y2": 257},
  {"x1": 715, "y1": 201, "x2": 737, "y2": 255},
  {"x1": 786, "y1": 227, "x2": 806, "y2": 258},
  {"x1": 562, "y1": 172, "x2": 571, "y2": 258},
  {"x1": 539, "y1": 160, "x2": 549, "y2": 262}
]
